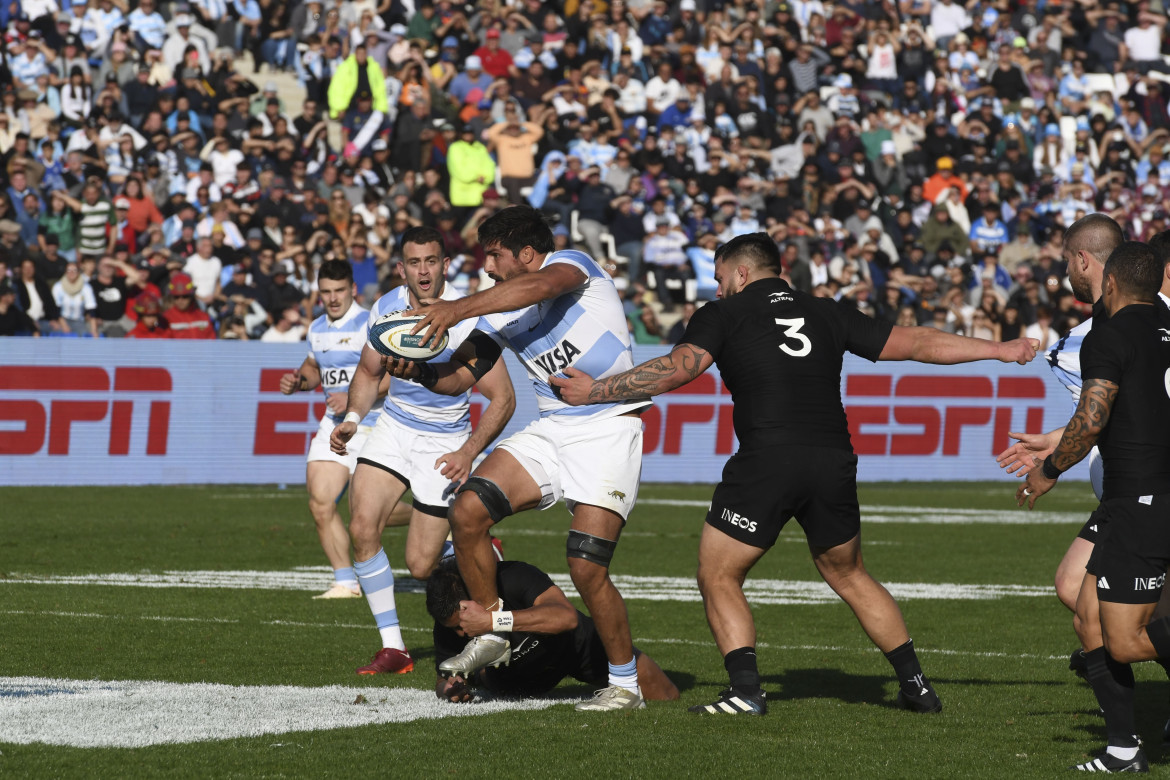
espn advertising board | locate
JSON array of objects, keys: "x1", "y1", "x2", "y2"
[{"x1": 0, "y1": 341, "x2": 1088, "y2": 485}]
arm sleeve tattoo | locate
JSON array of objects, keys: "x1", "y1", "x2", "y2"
[
  {"x1": 587, "y1": 343, "x2": 711, "y2": 402},
  {"x1": 1051, "y1": 377, "x2": 1119, "y2": 473}
]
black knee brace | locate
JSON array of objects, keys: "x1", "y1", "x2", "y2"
[
  {"x1": 456, "y1": 476, "x2": 514, "y2": 524},
  {"x1": 566, "y1": 530, "x2": 617, "y2": 567}
]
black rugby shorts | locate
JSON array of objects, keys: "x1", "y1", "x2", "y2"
[
  {"x1": 1086, "y1": 494, "x2": 1170, "y2": 605},
  {"x1": 706, "y1": 446, "x2": 860, "y2": 550}
]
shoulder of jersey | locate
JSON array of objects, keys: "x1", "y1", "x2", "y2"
[{"x1": 310, "y1": 312, "x2": 330, "y2": 331}]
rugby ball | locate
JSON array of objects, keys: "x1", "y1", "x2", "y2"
[{"x1": 368, "y1": 310, "x2": 449, "y2": 361}]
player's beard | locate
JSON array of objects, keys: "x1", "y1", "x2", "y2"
[{"x1": 1069, "y1": 270, "x2": 1095, "y2": 304}]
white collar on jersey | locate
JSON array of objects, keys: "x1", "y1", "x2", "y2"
[{"x1": 325, "y1": 300, "x2": 366, "y2": 329}]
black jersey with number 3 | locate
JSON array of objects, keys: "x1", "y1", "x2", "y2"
[
  {"x1": 1079, "y1": 302, "x2": 1170, "y2": 498},
  {"x1": 680, "y1": 277, "x2": 893, "y2": 451}
]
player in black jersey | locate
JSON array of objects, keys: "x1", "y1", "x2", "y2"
[
  {"x1": 426, "y1": 559, "x2": 679, "y2": 703},
  {"x1": 1021, "y1": 242, "x2": 1170, "y2": 773},
  {"x1": 552, "y1": 232, "x2": 1039, "y2": 716}
]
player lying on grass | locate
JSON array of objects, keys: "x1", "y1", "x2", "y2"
[
  {"x1": 552, "y1": 232, "x2": 1039, "y2": 716},
  {"x1": 426, "y1": 559, "x2": 678, "y2": 704}
]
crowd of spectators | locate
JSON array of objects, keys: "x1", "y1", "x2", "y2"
[{"x1": 1, "y1": 0, "x2": 1169, "y2": 345}]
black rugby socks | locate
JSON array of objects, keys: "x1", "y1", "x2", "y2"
[
  {"x1": 885, "y1": 638, "x2": 927, "y2": 694},
  {"x1": 724, "y1": 646, "x2": 762, "y2": 696},
  {"x1": 1085, "y1": 646, "x2": 1140, "y2": 750}
]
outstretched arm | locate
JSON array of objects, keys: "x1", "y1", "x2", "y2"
[
  {"x1": 880, "y1": 326, "x2": 1039, "y2": 364},
  {"x1": 414, "y1": 263, "x2": 587, "y2": 347},
  {"x1": 385, "y1": 330, "x2": 503, "y2": 398},
  {"x1": 550, "y1": 343, "x2": 713, "y2": 405},
  {"x1": 1018, "y1": 378, "x2": 1117, "y2": 508}
]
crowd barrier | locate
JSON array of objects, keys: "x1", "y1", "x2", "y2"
[{"x1": 0, "y1": 341, "x2": 1087, "y2": 485}]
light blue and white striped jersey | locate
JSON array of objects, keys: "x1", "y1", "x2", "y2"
[
  {"x1": 479, "y1": 249, "x2": 652, "y2": 423},
  {"x1": 1046, "y1": 316, "x2": 1092, "y2": 407},
  {"x1": 367, "y1": 284, "x2": 478, "y2": 434},
  {"x1": 308, "y1": 301, "x2": 379, "y2": 427}
]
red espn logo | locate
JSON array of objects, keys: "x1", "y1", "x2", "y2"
[
  {"x1": 254, "y1": 369, "x2": 491, "y2": 455},
  {"x1": 0, "y1": 366, "x2": 171, "y2": 455},
  {"x1": 845, "y1": 374, "x2": 1046, "y2": 456}
]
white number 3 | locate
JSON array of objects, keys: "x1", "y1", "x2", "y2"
[{"x1": 775, "y1": 317, "x2": 812, "y2": 357}]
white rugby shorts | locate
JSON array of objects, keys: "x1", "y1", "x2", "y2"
[
  {"x1": 357, "y1": 413, "x2": 469, "y2": 509},
  {"x1": 307, "y1": 415, "x2": 371, "y2": 474},
  {"x1": 497, "y1": 413, "x2": 644, "y2": 521}
]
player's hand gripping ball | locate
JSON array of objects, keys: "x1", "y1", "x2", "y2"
[{"x1": 368, "y1": 310, "x2": 449, "y2": 361}]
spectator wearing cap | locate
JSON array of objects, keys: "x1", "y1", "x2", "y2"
[
  {"x1": 0, "y1": 280, "x2": 39, "y2": 337},
  {"x1": 923, "y1": 156, "x2": 969, "y2": 203},
  {"x1": 473, "y1": 28, "x2": 512, "y2": 79},
  {"x1": 162, "y1": 271, "x2": 214, "y2": 338},
  {"x1": 1137, "y1": 143, "x2": 1170, "y2": 185},
  {"x1": 327, "y1": 43, "x2": 390, "y2": 157},
  {"x1": 485, "y1": 102, "x2": 544, "y2": 204},
  {"x1": 921, "y1": 203, "x2": 970, "y2": 259},
  {"x1": 447, "y1": 123, "x2": 495, "y2": 211},
  {"x1": 572, "y1": 165, "x2": 616, "y2": 261},
  {"x1": 162, "y1": 14, "x2": 208, "y2": 74},
  {"x1": 969, "y1": 201, "x2": 1010, "y2": 255},
  {"x1": 265, "y1": 258, "x2": 309, "y2": 315},
  {"x1": 52, "y1": 259, "x2": 99, "y2": 336},
  {"x1": 127, "y1": 293, "x2": 169, "y2": 338},
  {"x1": 447, "y1": 55, "x2": 492, "y2": 106}
]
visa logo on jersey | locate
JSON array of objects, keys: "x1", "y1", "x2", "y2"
[
  {"x1": 320, "y1": 367, "x2": 352, "y2": 388},
  {"x1": 533, "y1": 339, "x2": 581, "y2": 375}
]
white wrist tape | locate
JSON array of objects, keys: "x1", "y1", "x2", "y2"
[
  {"x1": 343, "y1": 412, "x2": 361, "y2": 425},
  {"x1": 491, "y1": 611, "x2": 514, "y2": 632}
]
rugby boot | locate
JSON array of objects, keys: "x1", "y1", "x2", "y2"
[
  {"x1": 687, "y1": 688, "x2": 767, "y2": 715},
  {"x1": 1071, "y1": 747, "x2": 1148, "y2": 773},
  {"x1": 438, "y1": 635, "x2": 511, "y2": 677},
  {"x1": 895, "y1": 680, "x2": 943, "y2": 713},
  {"x1": 356, "y1": 647, "x2": 414, "y2": 675},
  {"x1": 313, "y1": 583, "x2": 361, "y2": 599},
  {"x1": 575, "y1": 684, "x2": 645, "y2": 711}
]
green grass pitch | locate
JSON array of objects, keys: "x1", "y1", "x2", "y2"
[{"x1": 1, "y1": 481, "x2": 1166, "y2": 778}]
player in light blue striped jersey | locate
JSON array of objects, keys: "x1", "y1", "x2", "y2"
[
  {"x1": 331, "y1": 227, "x2": 516, "y2": 677},
  {"x1": 280, "y1": 260, "x2": 388, "y2": 600},
  {"x1": 389, "y1": 205, "x2": 652, "y2": 711}
]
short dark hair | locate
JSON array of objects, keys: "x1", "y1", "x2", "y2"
[
  {"x1": 1104, "y1": 240, "x2": 1162, "y2": 301},
  {"x1": 477, "y1": 205, "x2": 554, "y2": 257},
  {"x1": 425, "y1": 559, "x2": 468, "y2": 623},
  {"x1": 400, "y1": 225, "x2": 446, "y2": 256},
  {"x1": 317, "y1": 258, "x2": 353, "y2": 284},
  {"x1": 1148, "y1": 229, "x2": 1170, "y2": 267},
  {"x1": 714, "y1": 232, "x2": 783, "y2": 274},
  {"x1": 1064, "y1": 213, "x2": 1124, "y2": 266}
]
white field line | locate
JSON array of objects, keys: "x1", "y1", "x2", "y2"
[
  {"x1": 0, "y1": 610, "x2": 1069, "y2": 664},
  {"x1": 0, "y1": 677, "x2": 563, "y2": 748},
  {"x1": 207, "y1": 492, "x2": 1084, "y2": 525},
  {"x1": 1, "y1": 567, "x2": 1053, "y2": 604}
]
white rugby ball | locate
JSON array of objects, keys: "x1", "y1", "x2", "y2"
[{"x1": 368, "y1": 310, "x2": 449, "y2": 361}]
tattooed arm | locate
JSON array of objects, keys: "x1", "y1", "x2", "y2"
[
  {"x1": 549, "y1": 343, "x2": 714, "y2": 405},
  {"x1": 1017, "y1": 377, "x2": 1119, "y2": 508}
]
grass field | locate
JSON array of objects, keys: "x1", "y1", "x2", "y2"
[{"x1": 2, "y1": 480, "x2": 1167, "y2": 778}]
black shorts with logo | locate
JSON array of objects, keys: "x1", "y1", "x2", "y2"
[
  {"x1": 1086, "y1": 494, "x2": 1170, "y2": 605},
  {"x1": 1076, "y1": 504, "x2": 1107, "y2": 543},
  {"x1": 706, "y1": 446, "x2": 860, "y2": 550}
]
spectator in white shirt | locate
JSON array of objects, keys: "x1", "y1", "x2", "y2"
[
  {"x1": 183, "y1": 236, "x2": 223, "y2": 305},
  {"x1": 52, "y1": 260, "x2": 98, "y2": 335}
]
